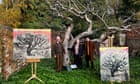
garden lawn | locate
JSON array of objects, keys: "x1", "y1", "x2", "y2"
[{"x1": 0, "y1": 57, "x2": 140, "y2": 84}]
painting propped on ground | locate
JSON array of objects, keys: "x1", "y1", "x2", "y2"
[
  {"x1": 13, "y1": 29, "x2": 51, "y2": 59},
  {"x1": 100, "y1": 47, "x2": 130, "y2": 81}
]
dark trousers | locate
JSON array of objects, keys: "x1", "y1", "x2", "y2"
[
  {"x1": 74, "y1": 54, "x2": 82, "y2": 68},
  {"x1": 56, "y1": 54, "x2": 63, "y2": 72},
  {"x1": 85, "y1": 55, "x2": 93, "y2": 68}
]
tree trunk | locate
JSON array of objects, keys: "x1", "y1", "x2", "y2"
[
  {"x1": 63, "y1": 23, "x2": 74, "y2": 66},
  {"x1": 27, "y1": 47, "x2": 32, "y2": 56},
  {"x1": 63, "y1": 15, "x2": 94, "y2": 66},
  {"x1": 111, "y1": 69, "x2": 115, "y2": 77},
  {"x1": 69, "y1": 14, "x2": 93, "y2": 48}
]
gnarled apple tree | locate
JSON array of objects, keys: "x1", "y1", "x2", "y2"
[{"x1": 46, "y1": 0, "x2": 133, "y2": 66}]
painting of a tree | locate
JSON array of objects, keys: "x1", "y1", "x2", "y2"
[
  {"x1": 100, "y1": 47, "x2": 129, "y2": 81},
  {"x1": 13, "y1": 29, "x2": 51, "y2": 59},
  {"x1": 103, "y1": 55, "x2": 127, "y2": 77}
]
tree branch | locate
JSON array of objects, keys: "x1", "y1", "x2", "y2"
[
  {"x1": 85, "y1": 14, "x2": 92, "y2": 31},
  {"x1": 122, "y1": 13, "x2": 135, "y2": 24},
  {"x1": 46, "y1": 0, "x2": 59, "y2": 14},
  {"x1": 92, "y1": 12, "x2": 109, "y2": 28},
  {"x1": 71, "y1": 0, "x2": 81, "y2": 11}
]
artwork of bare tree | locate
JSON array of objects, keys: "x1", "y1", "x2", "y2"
[
  {"x1": 102, "y1": 55, "x2": 127, "y2": 77},
  {"x1": 100, "y1": 47, "x2": 129, "y2": 81},
  {"x1": 13, "y1": 29, "x2": 51, "y2": 59}
]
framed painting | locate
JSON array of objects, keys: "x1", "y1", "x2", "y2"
[
  {"x1": 100, "y1": 47, "x2": 129, "y2": 81},
  {"x1": 13, "y1": 29, "x2": 51, "y2": 59}
]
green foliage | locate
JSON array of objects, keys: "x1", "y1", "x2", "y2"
[
  {"x1": 48, "y1": 18, "x2": 65, "y2": 30},
  {"x1": 72, "y1": 17, "x2": 88, "y2": 37},
  {"x1": 20, "y1": 0, "x2": 67, "y2": 29},
  {"x1": 0, "y1": 0, "x2": 25, "y2": 27},
  {"x1": 129, "y1": 0, "x2": 140, "y2": 12},
  {"x1": 1, "y1": 57, "x2": 140, "y2": 84},
  {"x1": 117, "y1": 0, "x2": 140, "y2": 23},
  {"x1": 19, "y1": 21, "x2": 40, "y2": 28},
  {"x1": 20, "y1": 0, "x2": 50, "y2": 28}
]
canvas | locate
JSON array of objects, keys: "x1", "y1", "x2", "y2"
[
  {"x1": 13, "y1": 29, "x2": 51, "y2": 59},
  {"x1": 100, "y1": 47, "x2": 129, "y2": 81}
]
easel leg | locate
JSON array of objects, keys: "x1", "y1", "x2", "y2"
[
  {"x1": 25, "y1": 62, "x2": 44, "y2": 84},
  {"x1": 34, "y1": 62, "x2": 44, "y2": 83}
]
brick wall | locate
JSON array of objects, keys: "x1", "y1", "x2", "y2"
[
  {"x1": 126, "y1": 25, "x2": 140, "y2": 56},
  {"x1": 0, "y1": 26, "x2": 26, "y2": 80}
]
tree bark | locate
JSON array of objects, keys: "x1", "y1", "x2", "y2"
[{"x1": 63, "y1": 22, "x2": 74, "y2": 66}]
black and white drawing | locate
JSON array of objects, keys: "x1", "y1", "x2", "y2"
[
  {"x1": 100, "y1": 47, "x2": 129, "y2": 81},
  {"x1": 13, "y1": 29, "x2": 51, "y2": 60}
]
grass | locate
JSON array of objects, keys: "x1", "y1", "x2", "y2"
[{"x1": 0, "y1": 57, "x2": 140, "y2": 84}]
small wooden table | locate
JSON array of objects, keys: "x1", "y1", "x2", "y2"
[{"x1": 25, "y1": 58, "x2": 44, "y2": 84}]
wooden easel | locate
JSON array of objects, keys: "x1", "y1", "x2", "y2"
[
  {"x1": 108, "y1": 35, "x2": 114, "y2": 47},
  {"x1": 108, "y1": 35, "x2": 122, "y2": 84},
  {"x1": 108, "y1": 35, "x2": 114, "y2": 84},
  {"x1": 25, "y1": 58, "x2": 44, "y2": 84}
]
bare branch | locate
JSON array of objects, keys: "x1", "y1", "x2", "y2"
[
  {"x1": 46, "y1": 0, "x2": 58, "y2": 12},
  {"x1": 68, "y1": 0, "x2": 72, "y2": 8},
  {"x1": 57, "y1": 1, "x2": 85, "y2": 17},
  {"x1": 11, "y1": 0, "x2": 15, "y2": 6},
  {"x1": 84, "y1": 14, "x2": 92, "y2": 31},
  {"x1": 108, "y1": 26, "x2": 131, "y2": 31},
  {"x1": 102, "y1": 12, "x2": 106, "y2": 19},
  {"x1": 134, "y1": 29, "x2": 140, "y2": 35},
  {"x1": 92, "y1": 12, "x2": 109, "y2": 28},
  {"x1": 76, "y1": 0, "x2": 86, "y2": 9},
  {"x1": 122, "y1": 13, "x2": 135, "y2": 24},
  {"x1": 71, "y1": 0, "x2": 81, "y2": 11}
]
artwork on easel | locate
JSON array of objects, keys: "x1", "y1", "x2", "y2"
[
  {"x1": 13, "y1": 29, "x2": 51, "y2": 59},
  {"x1": 100, "y1": 47, "x2": 130, "y2": 81}
]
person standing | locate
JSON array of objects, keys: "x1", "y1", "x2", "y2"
[
  {"x1": 73, "y1": 39, "x2": 83, "y2": 68},
  {"x1": 54, "y1": 36, "x2": 64, "y2": 72},
  {"x1": 85, "y1": 37, "x2": 95, "y2": 68}
]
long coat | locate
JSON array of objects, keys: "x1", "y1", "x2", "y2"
[
  {"x1": 53, "y1": 42, "x2": 64, "y2": 55},
  {"x1": 71, "y1": 43, "x2": 83, "y2": 57},
  {"x1": 85, "y1": 41, "x2": 95, "y2": 61},
  {"x1": 53, "y1": 42, "x2": 64, "y2": 72}
]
